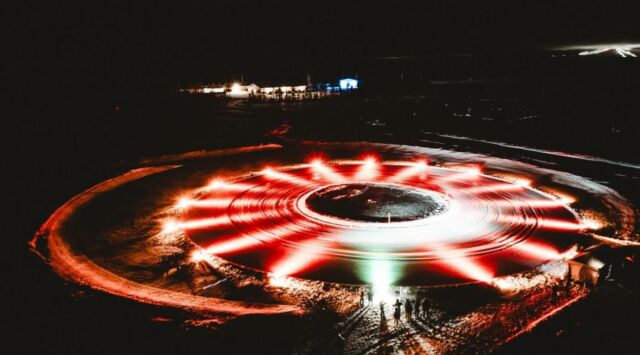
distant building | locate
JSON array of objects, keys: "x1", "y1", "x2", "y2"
[
  {"x1": 180, "y1": 85, "x2": 225, "y2": 95},
  {"x1": 339, "y1": 78, "x2": 359, "y2": 90},
  {"x1": 181, "y1": 76, "x2": 358, "y2": 100},
  {"x1": 245, "y1": 83, "x2": 260, "y2": 94},
  {"x1": 202, "y1": 87, "x2": 225, "y2": 94}
]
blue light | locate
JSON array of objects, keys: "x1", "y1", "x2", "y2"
[{"x1": 339, "y1": 78, "x2": 358, "y2": 90}]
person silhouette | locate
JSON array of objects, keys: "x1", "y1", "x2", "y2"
[
  {"x1": 405, "y1": 299, "x2": 413, "y2": 321},
  {"x1": 393, "y1": 305, "x2": 401, "y2": 327},
  {"x1": 422, "y1": 298, "x2": 429, "y2": 320}
]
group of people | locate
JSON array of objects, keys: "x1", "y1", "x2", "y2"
[
  {"x1": 359, "y1": 287, "x2": 430, "y2": 328},
  {"x1": 359, "y1": 288, "x2": 374, "y2": 307},
  {"x1": 391, "y1": 298, "x2": 429, "y2": 326}
]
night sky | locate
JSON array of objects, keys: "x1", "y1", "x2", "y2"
[{"x1": 12, "y1": 1, "x2": 639, "y2": 92}]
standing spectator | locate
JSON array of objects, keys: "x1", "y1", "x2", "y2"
[
  {"x1": 393, "y1": 302, "x2": 402, "y2": 328},
  {"x1": 405, "y1": 299, "x2": 413, "y2": 321},
  {"x1": 393, "y1": 299, "x2": 403, "y2": 327},
  {"x1": 394, "y1": 298, "x2": 402, "y2": 308},
  {"x1": 379, "y1": 300, "x2": 388, "y2": 334},
  {"x1": 422, "y1": 298, "x2": 429, "y2": 320},
  {"x1": 565, "y1": 266, "x2": 572, "y2": 292}
]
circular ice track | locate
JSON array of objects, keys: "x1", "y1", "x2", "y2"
[
  {"x1": 35, "y1": 142, "x2": 632, "y2": 317},
  {"x1": 177, "y1": 160, "x2": 583, "y2": 286}
]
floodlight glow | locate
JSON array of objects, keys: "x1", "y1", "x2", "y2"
[
  {"x1": 190, "y1": 250, "x2": 209, "y2": 262},
  {"x1": 587, "y1": 257, "x2": 605, "y2": 270},
  {"x1": 175, "y1": 197, "x2": 192, "y2": 210},
  {"x1": 368, "y1": 259, "x2": 397, "y2": 304},
  {"x1": 354, "y1": 157, "x2": 379, "y2": 180},
  {"x1": 581, "y1": 218, "x2": 602, "y2": 230},
  {"x1": 230, "y1": 83, "x2": 242, "y2": 93},
  {"x1": 578, "y1": 45, "x2": 640, "y2": 58},
  {"x1": 163, "y1": 220, "x2": 180, "y2": 233}
]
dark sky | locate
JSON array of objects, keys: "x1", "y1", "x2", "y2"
[{"x1": 12, "y1": 1, "x2": 640, "y2": 90}]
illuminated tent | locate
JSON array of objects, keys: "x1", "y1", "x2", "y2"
[{"x1": 569, "y1": 244, "x2": 639, "y2": 287}]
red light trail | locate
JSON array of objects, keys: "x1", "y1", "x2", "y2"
[
  {"x1": 29, "y1": 143, "x2": 635, "y2": 352},
  {"x1": 175, "y1": 158, "x2": 588, "y2": 286}
]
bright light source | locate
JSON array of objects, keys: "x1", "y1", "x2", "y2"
[
  {"x1": 587, "y1": 257, "x2": 605, "y2": 270},
  {"x1": 268, "y1": 274, "x2": 306, "y2": 289},
  {"x1": 163, "y1": 220, "x2": 180, "y2": 233},
  {"x1": 230, "y1": 83, "x2": 242, "y2": 93},
  {"x1": 311, "y1": 159, "x2": 323, "y2": 168},
  {"x1": 551, "y1": 191, "x2": 576, "y2": 205},
  {"x1": 581, "y1": 218, "x2": 602, "y2": 230},
  {"x1": 370, "y1": 259, "x2": 396, "y2": 304},
  {"x1": 176, "y1": 197, "x2": 191, "y2": 210},
  {"x1": 354, "y1": 156, "x2": 379, "y2": 180},
  {"x1": 202, "y1": 87, "x2": 224, "y2": 94},
  {"x1": 513, "y1": 177, "x2": 532, "y2": 187},
  {"x1": 268, "y1": 274, "x2": 290, "y2": 287},
  {"x1": 364, "y1": 156, "x2": 376, "y2": 167},
  {"x1": 190, "y1": 250, "x2": 210, "y2": 263},
  {"x1": 578, "y1": 45, "x2": 640, "y2": 58},
  {"x1": 207, "y1": 179, "x2": 225, "y2": 190},
  {"x1": 358, "y1": 258, "x2": 399, "y2": 304}
]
